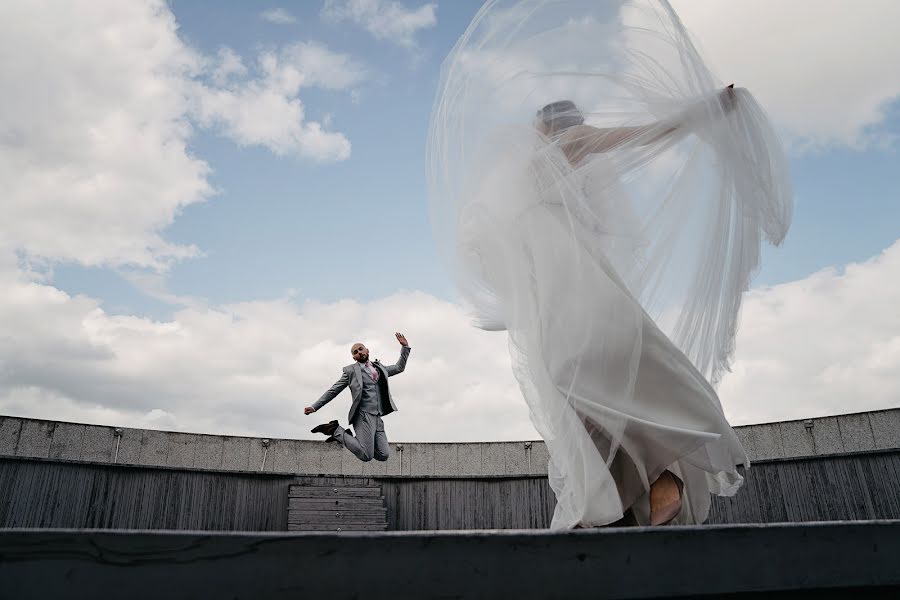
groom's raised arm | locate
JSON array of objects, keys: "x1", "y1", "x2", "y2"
[
  {"x1": 310, "y1": 371, "x2": 350, "y2": 412},
  {"x1": 384, "y1": 332, "x2": 411, "y2": 377}
]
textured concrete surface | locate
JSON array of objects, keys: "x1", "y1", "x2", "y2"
[
  {"x1": 382, "y1": 443, "x2": 402, "y2": 476},
  {"x1": 0, "y1": 418, "x2": 22, "y2": 455},
  {"x1": 433, "y1": 443, "x2": 459, "y2": 477},
  {"x1": 503, "y1": 442, "x2": 529, "y2": 475},
  {"x1": 838, "y1": 413, "x2": 876, "y2": 452},
  {"x1": 81, "y1": 426, "x2": 114, "y2": 463},
  {"x1": 269, "y1": 439, "x2": 300, "y2": 474},
  {"x1": 15, "y1": 420, "x2": 53, "y2": 459},
  {"x1": 733, "y1": 425, "x2": 755, "y2": 459},
  {"x1": 116, "y1": 428, "x2": 143, "y2": 465},
  {"x1": 407, "y1": 443, "x2": 435, "y2": 477},
  {"x1": 749, "y1": 423, "x2": 785, "y2": 460},
  {"x1": 48, "y1": 423, "x2": 85, "y2": 461},
  {"x1": 340, "y1": 445, "x2": 364, "y2": 476},
  {"x1": 222, "y1": 436, "x2": 251, "y2": 471},
  {"x1": 779, "y1": 420, "x2": 816, "y2": 458},
  {"x1": 320, "y1": 444, "x2": 343, "y2": 475},
  {"x1": 810, "y1": 416, "x2": 844, "y2": 455},
  {"x1": 248, "y1": 438, "x2": 266, "y2": 473},
  {"x1": 138, "y1": 430, "x2": 169, "y2": 467},
  {"x1": 2, "y1": 522, "x2": 900, "y2": 599},
  {"x1": 457, "y1": 443, "x2": 482, "y2": 476},
  {"x1": 193, "y1": 435, "x2": 225, "y2": 470},
  {"x1": 166, "y1": 433, "x2": 197, "y2": 469},
  {"x1": 1, "y1": 408, "x2": 899, "y2": 476},
  {"x1": 870, "y1": 410, "x2": 900, "y2": 450},
  {"x1": 361, "y1": 451, "x2": 387, "y2": 477},
  {"x1": 481, "y1": 442, "x2": 506, "y2": 475},
  {"x1": 529, "y1": 441, "x2": 550, "y2": 476}
]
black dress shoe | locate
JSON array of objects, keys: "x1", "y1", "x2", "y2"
[{"x1": 311, "y1": 420, "x2": 339, "y2": 436}]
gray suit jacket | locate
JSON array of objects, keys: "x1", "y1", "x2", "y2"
[{"x1": 312, "y1": 346, "x2": 411, "y2": 424}]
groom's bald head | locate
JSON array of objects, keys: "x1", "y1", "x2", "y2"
[{"x1": 350, "y1": 342, "x2": 369, "y2": 363}]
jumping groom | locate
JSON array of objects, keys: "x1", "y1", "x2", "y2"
[{"x1": 305, "y1": 332, "x2": 411, "y2": 462}]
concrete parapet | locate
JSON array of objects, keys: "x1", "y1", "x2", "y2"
[
  {"x1": 2, "y1": 522, "x2": 899, "y2": 598},
  {"x1": 0, "y1": 408, "x2": 898, "y2": 476}
]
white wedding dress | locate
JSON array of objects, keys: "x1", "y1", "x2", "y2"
[{"x1": 427, "y1": 0, "x2": 792, "y2": 528}]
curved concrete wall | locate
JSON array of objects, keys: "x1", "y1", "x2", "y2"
[{"x1": 1, "y1": 408, "x2": 899, "y2": 478}]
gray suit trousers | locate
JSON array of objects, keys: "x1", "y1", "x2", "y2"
[{"x1": 335, "y1": 411, "x2": 390, "y2": 462}]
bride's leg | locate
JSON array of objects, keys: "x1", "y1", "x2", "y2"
[
  {"x1": 649, "y1": 470, "x2": 684, "y2": 526},
  {"x1": 573, "y1": 411, "x2": 646, "y2": 528}
]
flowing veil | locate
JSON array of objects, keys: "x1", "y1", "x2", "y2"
[{"x1": 427, "y1": 0, "x2": 792, "y2": 527}]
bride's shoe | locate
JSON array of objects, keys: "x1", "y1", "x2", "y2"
[
  {"x1": 573, "y1": 508, "x2": 638, "y2": 529},
  {"x1": 649, "y1": 470, "x2": 684, "y2": 526}
]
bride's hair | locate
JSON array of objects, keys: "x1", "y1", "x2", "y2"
[{"x1": 536, "y1": 100, "x2": 584, "y2": 132}]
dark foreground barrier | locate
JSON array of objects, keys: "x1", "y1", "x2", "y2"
[{"x1": 1, "y1": 521, "x2": 899, "y2": 599}]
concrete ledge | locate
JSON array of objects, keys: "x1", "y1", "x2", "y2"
[
  {"x1": 1, "y1": 522, "x2": 899, "y2": 599},
  {"x1": 0, "y1": 408, "x2": 898, "y2": 477}
]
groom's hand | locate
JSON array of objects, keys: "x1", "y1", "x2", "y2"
[
  {"x1": 304, "y1": 406, "x2": 315, "y2": 415},
  {"x1": 395, "y1": 332, "x2": 409, "y2": 346}
]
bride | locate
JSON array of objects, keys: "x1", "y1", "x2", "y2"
[{"x1": 427, "y1": 0, "x2": 792, "y2": 528}]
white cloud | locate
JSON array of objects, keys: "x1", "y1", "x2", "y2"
[
  {"x1": 210, "y1": 47, "x2": 248, "y2": 85},
  {"x1": 671, "y1": 0, "x2": 900, "y2": 150},
  {"x1": 192, "y1": 42, "x2": 366, "y2": 161},
  {"x1": 3, "y1": 238, "x2": 900, "y2": 441},
  {"x1": 277, "y1": 41, "x2": 369, "y2": 90},
  {"x1": 0, "y1": 0, "x2": 210, "y2": 270},
  {"x1": 322, "y1": 0, "x2": 437, "y2": 48},
  {"x1": 193, "y1": 43, "x2": 365, "y2": 161},
  {"x1": 0, "y1": 261, "x2": 529, "y2": 441},
  {"x1": 0, "y1": 0, "x2": 365, "y2": 271},
  {"x1": 260, "y1": 8, "x2": 298, "y2": 25},
  {"x1": 719, "y1": 238, "x2": 900, "y2": 424},
  {"x1": 3, "y1": 0, "x2": 898, "y2": 446}
]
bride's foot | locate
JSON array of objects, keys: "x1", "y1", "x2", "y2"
[
  {"x1": 649, "y1": 470, "x2": 684, "y2": 526},
  {"x1": 573, "y1": 509, "x2": 638, "y2": 529}
]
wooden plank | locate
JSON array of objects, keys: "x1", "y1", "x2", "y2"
[
  {"x1": 288, "y1": 515, "x2": 385, "y2": 522},
  {"x1": 286, "y1": 523, "x2": 387, "y2": 531},
  {"x1": 293, "y1": 476, "x2": 375, "y2": 487},
  {"x1": 288, "y1": 492, "x2": 383, "y2": 501},
  {"x1": 288, "y1": 515, "x2": 386, "y2": 523},
  {"x1": 288, "y1": 486, "x2": 382, "y2": 497},
  {"x1": 288, "y1": 492, "x2": 383, "y2": 500},
  {"x1": 289, "y1": 495, "x2": 383, "y2": 504},
  {"x1": 288, "y1": 511, "x2": 386, "y2": 521},
  {"x1": 288, "y1": 498, "x2": 383, "y2": 509},
  {"x1": 288, "y1": 518, "x2": 387, "y2": 526},
  {"x1": 288, "y1": 484, "x2": 381, "y2": 491},
  {"x1": 288, "y1": 506, "x2": 387, "y2": 517},
  {"x1": 288, "y1": 507, "x2": 384, "y2": 516},
  {"x1": 288, "y1": 507, "x2": 386, "y2": 515},
  {"x1": 288, "y1": 501, "x2": 384, "y2": 509}
]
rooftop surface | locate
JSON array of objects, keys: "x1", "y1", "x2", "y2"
[{"x1": 2, "y1": 521, "x2": 899, "y2": 598}]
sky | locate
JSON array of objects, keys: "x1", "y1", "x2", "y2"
[{"x1": 1, "y1": 0, "x2": 899, "y2": 442}]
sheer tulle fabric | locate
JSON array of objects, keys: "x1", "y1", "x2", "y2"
[{"x1": 427, "y1": 0, "x2": 792, "y2": 528}]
